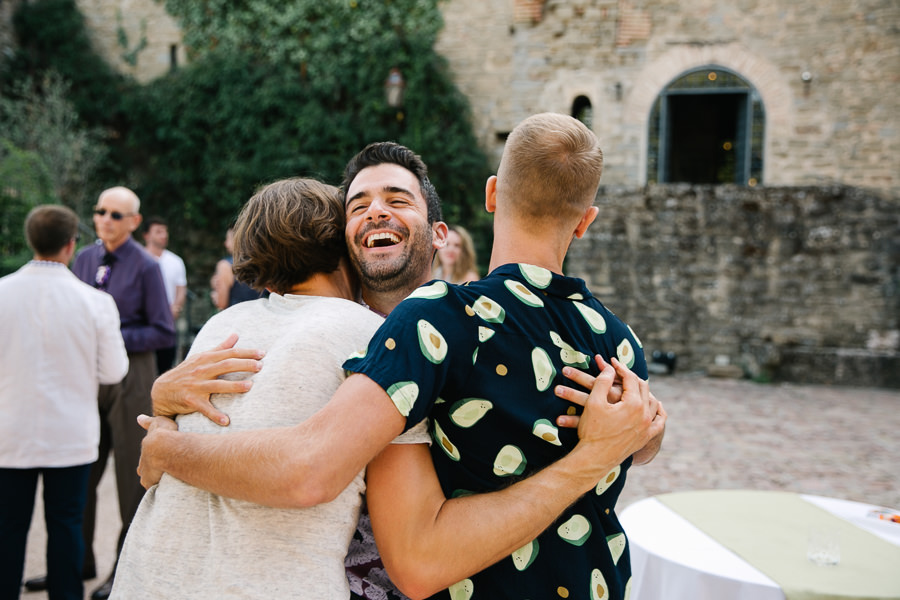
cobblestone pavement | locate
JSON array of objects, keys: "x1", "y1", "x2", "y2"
[{"x1": 22, "y1": 375, "x2": 900, "y2": 599}]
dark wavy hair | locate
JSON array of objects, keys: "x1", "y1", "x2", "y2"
[{"x1": 340, "y1": 141, "x2": 443, "y2": 223}]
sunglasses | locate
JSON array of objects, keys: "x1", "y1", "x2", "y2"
[{"x1": 93, "y1": 208, "x2": 134, "y2": 221}]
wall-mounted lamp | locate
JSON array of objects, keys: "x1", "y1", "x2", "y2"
[
  {"x1": 615, "y1": 82, "x2": 623, "y2": 102},
  {"x1": 385, "y1": 67, "x2": 406, "y2": 109},
  {"x1": 801, "y1": 71, "x2": 812, "y2": 97}
]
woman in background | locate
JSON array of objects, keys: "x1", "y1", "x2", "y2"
[{"x1": 432, "y1": 224, "x2": 479, "y2": 284}]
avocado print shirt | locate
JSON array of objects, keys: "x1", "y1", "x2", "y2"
[{"x1": 344, "y1": 263, "x2": 648, "y2": 600}]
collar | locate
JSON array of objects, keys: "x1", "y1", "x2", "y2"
[{"x1": 488, "y1": 263, "x2": 593, "y2": 301}]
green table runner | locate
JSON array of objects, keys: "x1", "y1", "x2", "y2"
[{"x1": 656, "y1": 490, "x2": 900, "y2": 600}]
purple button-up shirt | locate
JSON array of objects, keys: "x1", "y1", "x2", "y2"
[{"x1": 72, "y1": 237, "x2": 175, "y2": 354}]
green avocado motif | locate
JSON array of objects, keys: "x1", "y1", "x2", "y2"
[
  {"x1": 448, "y1": 579, "x2": 474, "y2": 600},
  {"x1": 511, "y1": 539, "x2": 539, "y2": 571},
  {"x1": 346, "y1": 348, "x2": 367, "y2": 360},
  {"x1": 504, "y1": 279, "x2": 544, "y2": 307},
  {"x1": 417, "y1": 319, "x2": 448, "y2": 364},
  {"x1": 405, "y1": 280, "x2": 448, "y2": 300},
  {"x1": 433, "y1": 419, "x2": 461, "y2": 461},
  {"x1": 449, "y1": 398, "x2": 493, "y2": 428},
  {"x1": 616, "y1": 338, "x2": 635, "y2": 368},
  {"x1": 590, "y1": 568, "x2": 610, "y2": 600},
  {"x1": 492, "y1": 444, "x2": 526, "y2": 476},
  {"x1": 472, "y1": 296, "x2": 506, "y2": 324},
  {"x1": 472, "y1": 347, "x2": 478, "y2": 364},
  {"x1": 568, "y1": 292, "x2": 585, "y2": 300},
  {"x1": 519, "y1": 264, "x2": 552, "y2": 288},
  {"x1": 624, "y1": 577, "x2": 632, "y2": 600},
  {"x1": 574, "y1": 301, "x2": 607, "y2": 334},
  {"x1": 628, "y1": 324, "x2": 643, "y2": 348},
  {"x1": 451, "y1": 489, "x2": 475, "y2": 498},
  {"x1": 478, "y1": 326, "x2": 495, "y2": 342},
  {"x1": 558, "y1": 514, "x2": 592, "y2": 546},
  {"x1": 607, "y1": 532, "x2": 626, "y2": 565},
  {"x1": 595, "y1": 465, "x2": 621, "y2": 496},
  {"x1": 531, "y1": 346, "x2": 556, "y2": 392},
  {"x1": 549, "y1": 331, "x2": 591, "y2": 369},
  {"x1": 532, "y1": 418, "x2": 562, "y2": 446},
  {"x1": 386, "y1": 381, "x2": 419, "y2": 417}
]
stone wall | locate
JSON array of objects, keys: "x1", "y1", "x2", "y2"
[
  {"x1": 436, "y1": 0, "x2": 900, "y2": 194},
  {"x1": 566, "y1": 184, "x2": 900, "y2": 387}
]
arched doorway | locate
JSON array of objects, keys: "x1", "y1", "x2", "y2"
[
  {"x1": 647, "y1": 66, "x2": 765, "y2": 185},
  {"x1": 572, "y1": 95, "x2": 593, "y2": 129}
]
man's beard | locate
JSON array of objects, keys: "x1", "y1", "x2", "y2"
[{"x1": 351, "y1": 223, "x2": 434, "y2": 294}]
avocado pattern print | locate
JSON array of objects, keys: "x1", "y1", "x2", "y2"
[{"x1": 343, "y1": 263, "x2": 648, "y2": 599}]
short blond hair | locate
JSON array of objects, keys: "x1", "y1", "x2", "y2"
[{"x1": 496, "y1": 113, "x2": 603, "y2": 222}]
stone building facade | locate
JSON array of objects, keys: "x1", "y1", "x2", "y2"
[
  {"x1": 437, "y1": 0, "x2": 899, "y2": 194},
  {"x1": 2, "y1": 0, "x2": 898, "y2": 385}
]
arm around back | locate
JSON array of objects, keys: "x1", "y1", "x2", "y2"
[{"x1": 140, "y1": 373, "x2": 407, "y2": 507}]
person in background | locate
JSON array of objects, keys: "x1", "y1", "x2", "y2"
[
  {"x1": 1, "y1": 205, "x2": 128, "y2": 600},
  {"x1": 30, "y1": 187, "x2": 174, "y2": 600},
  {"x1": 432, "y1": 223, "x2": 480, "y2": 284},
  {"x1": 142, "y1": 216, "x2": 187, "y2": 372},
  {"x1": 210, "y1": 226, "x2": 265, "y2": 310}
]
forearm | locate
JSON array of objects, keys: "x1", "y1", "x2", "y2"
[
  {"x1": 632, "y1": 425, "x2": 664, "y2": 465},
  {"x1": 144, "y1": 374, "x2": 406, "y2": 507},
  {"x1": 369, "y1": 444, "x2": 612, "y2": 599},
  {"x1": 172, "y1": 286, "x2": 187, "y2": 317},
  {"x1": 144, "y1": 425, "x2": 347, "y2": 508}
]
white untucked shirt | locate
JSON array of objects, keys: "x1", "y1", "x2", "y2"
[{"x1": 0, "y1": 261, "x2": 129, "y2": 468}]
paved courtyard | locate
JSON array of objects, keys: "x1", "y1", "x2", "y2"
[{"x1": 22, "y1": 374, "x2": 900, "y2": 599}]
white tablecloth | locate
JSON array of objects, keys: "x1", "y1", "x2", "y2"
[{"x1": 620, "y1": 494, "x2": 900, "y2": 600}]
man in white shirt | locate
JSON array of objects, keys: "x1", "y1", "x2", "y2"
[
  {"x1": 142, "y1": 216, "x2": 187, "y2": 372},
  {"x1": 0, "y1": 204, "x2": 128, "y2": 600}
]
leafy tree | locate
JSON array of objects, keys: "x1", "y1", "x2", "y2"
[
  {"x1": 139, "y1": 0, "x2": 493, "y2": 238},
  {"x1": 2, "y1": 0, "x2": 132, "y2": 129},
  {"x1": 0, "y1": 72, "x2": 107, "y2": 217},
  {"x1": 0, "y1": 140, "x2": 57, "y2": 275}
]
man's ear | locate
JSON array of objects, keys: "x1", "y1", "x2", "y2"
[
  {"x1": 573, "y1": 206, "x2": 599, "y2": 239},
  {"x1": 432, "y1": 220, "x2": 449, "y2": 250},
  {"x1": 129, "y1": 214, "x2": 143, "y2": 234},
  {"x1": 484, "y1": 176, "x2": 498, "y2": 214}
]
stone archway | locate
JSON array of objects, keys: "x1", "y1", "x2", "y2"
[{"x1": 625, "y1": 44, "x2": 793, "y2": 185}]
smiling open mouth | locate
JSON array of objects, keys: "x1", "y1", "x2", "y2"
[{"x1": 365, "y1": 232, "x2": 401, "y2": 248}]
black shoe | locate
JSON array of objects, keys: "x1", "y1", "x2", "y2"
[
  {"x1": 24, "y1": 566, "x2": 97, "y2": 592},
  {"x1": 23, "y1": 576, "x2": 48, "y2": 592},
  {"x1": 90, "y1": 575, "x2": 114, "y2": 600}
]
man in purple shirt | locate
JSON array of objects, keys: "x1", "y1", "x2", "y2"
[{"x1": 27, "y1": 187, "x2": 175, "y2": 599}]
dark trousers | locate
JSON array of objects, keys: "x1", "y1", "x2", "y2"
[
  {"x1": 0, "y1": 464, "x2": 91, "y2": 600},
  {"x1": 82, "y1": 351, "x2": 156, "y2": 580},
  {"x1": 155, "y1": 346, "x2": 176, "y2": 374}
]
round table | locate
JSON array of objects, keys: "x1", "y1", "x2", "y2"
[{"x1": 619, "y1": 490, "x2": 900, "y2": 600}]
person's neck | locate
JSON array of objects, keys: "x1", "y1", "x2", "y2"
[
  {"x1": 284, "y1": 271, "x2": 355, "y2": 301},
  {"x1": 103, "y1": 238, "x2": 129, "y2": 253},
  {"x1": 146, "y1": 244, "x2": 164, "y2": 258},
  {"x1": 33, "y1": 253, "x2": 68, "y2": 265},
  {"x1": 487, "y1": 223, "x2": 568, "y2": 275},
  {"x1": 361, "y1": 271, "x2": 433, "y2": 315}
]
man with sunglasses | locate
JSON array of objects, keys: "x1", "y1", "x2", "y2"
[{"x1": 24, "y1": 187, "x2": 176, "y2": 599}]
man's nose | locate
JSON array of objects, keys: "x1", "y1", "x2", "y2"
[{"x1": 365, "y1": 198, "x2": 391, "y2": 221}]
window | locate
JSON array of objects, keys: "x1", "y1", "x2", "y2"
[{"x1": 647, "y1": 67, "x2": 764, "y2": 185}]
